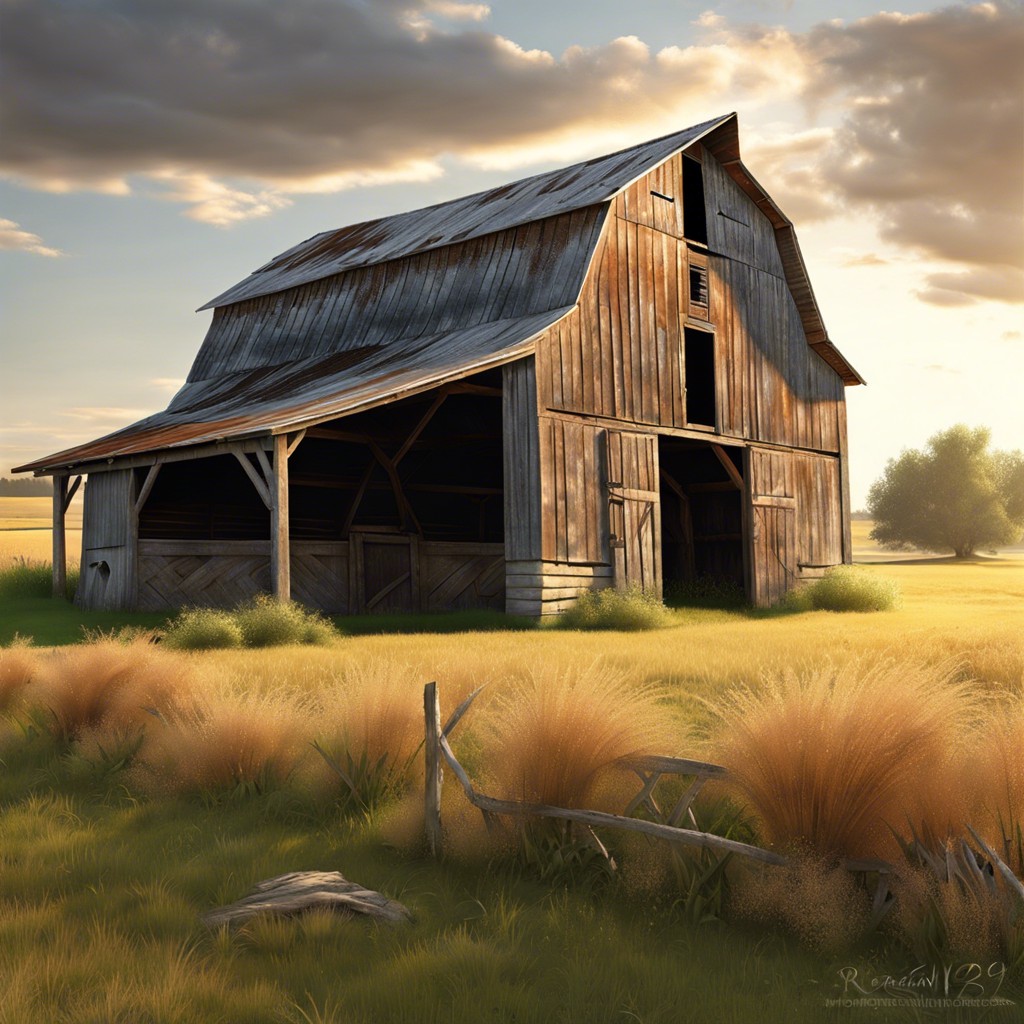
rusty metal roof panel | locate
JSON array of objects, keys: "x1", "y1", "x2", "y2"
[
  {"x1": 14, "y1": 308, "x2": 571, "y2": 474},
  {"x1": 200, "y1": 114, "x2": 733, "y2": 309}
]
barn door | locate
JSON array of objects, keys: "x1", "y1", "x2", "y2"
[
  {"x1": 605, "y1": 431, "x2": 662, "y2": 598},
  {"x1": 349, "y1": 533, "x2": 420, "y2": 614},
  {"x1": 747, "y1": 449, "x2": 797, "y2": 607}
]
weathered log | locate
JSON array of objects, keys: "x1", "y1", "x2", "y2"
[{"x1": 201, "y1": 871, "x2": 411, "y2": 929}]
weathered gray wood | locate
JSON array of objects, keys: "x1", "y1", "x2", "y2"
[
  {"x1": 201, "y1": 871, "x2": 411, "y2": 929},
  {"x1": 438, "y1": 733, "x2": 788, "y2": 866},
  {"x1": 133, "y1": 463, "x2": 162, "y2": 514},
  {"x1": 51, "y1": 475, "x2": 67, "y2": 598},
  {"x1": 424, "y1": 682, "x2": 443, "y2": 857},
  {"x1": 270, "y1": 434, "x2": 290, "y2": 601},
  {"x1": 233, "y1": 450, "x2": 272, "y2": 509}
]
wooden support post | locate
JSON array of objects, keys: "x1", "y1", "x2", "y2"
[
  {"x1": 270, "y1": 434, "x2": 291, "y2": 601},
  {"x1": 424, "y1": 681, "x2": 443, "y2": 857},
  {"x1": 52, "y1": 475, "x2": 68, "y2": 598}
]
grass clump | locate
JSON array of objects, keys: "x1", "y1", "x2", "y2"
[
  {"x1": 553, "y1": 586, "x2": 672, "y2": 631},
  {"x1": 0, "y1": 635, "x2": 37, "y2": 712},
  {"x1": 31, "y1": 637, "x2": 197, "y2": 742},
  {"x1": 162, "y1": 595, "x2": 339, "y2": 650},
  {"x1": 162, "y1": 607, "x2": 243, "y2": 651},
  {"x1": 782, "y1": 566, "x2": 901, "y2": 613},
  {"x1": 233, "y1": 594, "x2": 338, "y2": 648},
  {"x1": 0, "y1": 556, "x2": 78, "y2": 600},
  {"x1": 481, "y1": 662, "x2": 671, "y2": 810},
  {"x1": 710, "y1": 658, "x2": 975, "y2": 861}
]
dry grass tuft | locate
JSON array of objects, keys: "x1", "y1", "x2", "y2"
[
  {"x1": 138, "y1": 689, "x2": 311, "y2": 797},
  {"x1": 731, "y1": 856, "x2": 871, "y2": 956},
  {"x1": 31, "y1": 638, "x2": 197, "y2": 741},
  {"x1": 967, "y1": 697, "x2": 1024, "y2": 874},
  {"x1": 479, "y1": 661, "x2": 672, "y2": 811},
  {"x1": 0, "y1": 636, "x2": 38, "y2": 712},
  {"x1": 711, "y1": 658, "x2": 978, "y2": 860}
]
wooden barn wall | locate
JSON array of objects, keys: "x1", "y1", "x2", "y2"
[
  {"x1": 792, "y1": 453, "x2": 843, "y2": 575},
  {"x1": 535, "y1": 148, "x2": 845, "y2": 454},
  {"x1": 503, "y1": 358, "x2": 542, "y2": 562},
  {"x1": 189, "y1": 207, "x2": 606, "y2": 382},
  {"x1": 538, "y1": 414, "x2": 607, "y2": 565},
  {"x1": 134, "y1": 538, "x2": 503, "y2": 614},
  {"x1": 746, "y1": 448, "x2": 843, "y2": 605},
  {"x1": 77, "y1": 469, "x2": 134, "y2": 610}
]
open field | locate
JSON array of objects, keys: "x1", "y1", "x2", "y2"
[{"x1": 1, "y1": 505, "x2": 1022, "y2": 1021}]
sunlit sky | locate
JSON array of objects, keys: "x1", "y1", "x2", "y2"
[{"x1": 2, "y1": 0, "x2": 1021, "y2": 507}]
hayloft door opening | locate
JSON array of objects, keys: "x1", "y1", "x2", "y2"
[
  {"x1": 658, "y1": 438, "x2": 745, "y2": 601},
  {"x1": 605, "y1": 430, "x2": 661, "y2": 598}
]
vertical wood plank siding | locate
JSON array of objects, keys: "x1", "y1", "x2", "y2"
[
  {"x1": 535, "y1": 148, "x2": 844, "y2": 454},
  {"x1": 502, "y1": 358, "x2": 542, "y2": 562},
  {"x1": 77, "y1": 469, "x2": 135, "y2": 609}
]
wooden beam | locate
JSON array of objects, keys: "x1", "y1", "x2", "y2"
[
  {"x1": 270, "y1": 434, "x2": 290, "y2": 601},
  {"x1": 63, "y1": 475, "x2": 82, "y2": 513},
  {"x1": 342, "y1": 457, "x2": 377, "y2": 537},
  {"x1": 367, "y1": 440, "x2": 422, "y2": 536},
  {"x1": 133, "y1": 464, "x2": 162, "y2": 515},
  {"x1": 286, "y1": 429, "x2": 306, "y2": 458},
  {"x1": 424, "y1": 682, "x2": 443, "y2": 857},
  {"x1": 710, "y1": 444, "x2": 744, "y2": 490},
  {"x1": 233, "y1": 451, "x2": 272, "y2": 509},
  {"x1": 446, "y1": 382, "x2": 502, "y2": 397},
  {"x1": 394, "y1": 390, "x2": 447, "y2": 465},
  {"x1": 51, "y1": 475, "x2": 68, "y2": 599}
]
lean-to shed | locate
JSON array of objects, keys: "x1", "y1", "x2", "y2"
[{"x1": 16, "y1": 112, "x2": 862, "y2": 614}]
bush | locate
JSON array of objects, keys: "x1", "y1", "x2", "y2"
[
  {"x1": 162, "y1": 608, "x2": 244, "y2": 651},
  {"x1": 554, "y1": 586, "x2": 672, "y2": 631},
  {"x1": 233, "y1": 595, "x2": 338, "y2": 648},
  {"x1": 782, "y1": 566, "x2": 901, "y2": 613}
]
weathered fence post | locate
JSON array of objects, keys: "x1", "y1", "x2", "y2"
[{"x1": 424, "y1": 681, "x2": 443, "y2": 857}]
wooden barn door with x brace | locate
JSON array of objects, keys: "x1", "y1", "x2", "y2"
[
  {"x1": 747, "y1": 447, "x2": 797, "y2": 607},
  {"x1": 605, "y1": 430, "x2": 662, "y2": 599}
]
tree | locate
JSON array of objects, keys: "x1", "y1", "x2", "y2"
[{"x1": 867, "y1": 425, "x2": 1024, "y2": 559}]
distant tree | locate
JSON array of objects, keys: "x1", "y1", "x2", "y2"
[
  {"x1": 867, "y1": 426, "x2": 1024, "y2": 559},
  {"x1": 0, "y1": 476, "x2": 53, "y2": 497}
]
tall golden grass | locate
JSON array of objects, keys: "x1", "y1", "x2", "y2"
[
  {"x1": 478, "y1": 662, "x2": 673, "y2": 810},
  {"x1": 710, "y1": 658, "x2": 978, "y2": 860}
]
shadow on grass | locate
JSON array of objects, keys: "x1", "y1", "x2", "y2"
[{"x1": 332, "y1": 609, "x2": 538, "y2": 636}]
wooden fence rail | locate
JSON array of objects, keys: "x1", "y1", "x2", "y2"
[{"x1": 423, "y1": 681, "x2": 792, "y2": 868}]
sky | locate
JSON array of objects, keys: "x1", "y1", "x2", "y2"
[{"x1": 1, "y1": 0, "x2": 1021, "y2": 508}]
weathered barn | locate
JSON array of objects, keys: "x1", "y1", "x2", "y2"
[{"x1": 17, "y1": 112, "x2": 862, "y2": 615}]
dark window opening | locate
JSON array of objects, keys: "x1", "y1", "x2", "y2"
[
  {"x1": 682, "y1": 156, "x2": 708, "y2": 244},
  {"x1": 689, "y1": 264, "x2": 709, "y2": 309},
  {"x1": 684, "y1": 327, "x2": 716, "y2": 427}
]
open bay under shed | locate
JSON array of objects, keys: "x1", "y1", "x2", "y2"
[{"x1": 16, "y1": 112, "x2": 862, "y2": 615}]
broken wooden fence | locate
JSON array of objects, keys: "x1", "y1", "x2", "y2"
[{"x1": 423, "y1": 680, "x2": 790, "y2": 868}]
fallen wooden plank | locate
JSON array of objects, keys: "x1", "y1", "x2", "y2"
[{"x1": 201, "y1": 871, "x2": 412, "y2": 929}]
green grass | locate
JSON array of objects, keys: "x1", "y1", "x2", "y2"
[{"x1": 0, "y1": 731, "x2": 968, "y2": 1024}]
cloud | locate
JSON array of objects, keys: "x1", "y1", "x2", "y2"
[
  {"x1": 150, "y1": 377, "x2": 186, "y2": 392},
  {"x1": 842, "y1": 253, "x2": 889, "y2": 268},
  {"x1": 1, "y1": 0, "x2": 1020, "y2": 307},
  {"x1": 64, "y1": 407, "x2": 147, "y2": 424},
  {"x1": 1001, "y1": 330, "x2": 1022, "y2": 343},
  {"x1": 0, "y1": 217, "x2": 63, "y2": 257},
  {"x1": 795, "y1": 3, "x2": 1024, "y2": 301}
]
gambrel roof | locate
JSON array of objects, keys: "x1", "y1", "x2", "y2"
[{"x1": 16, "y1": 113, "x2": 861, "y2": 476}]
